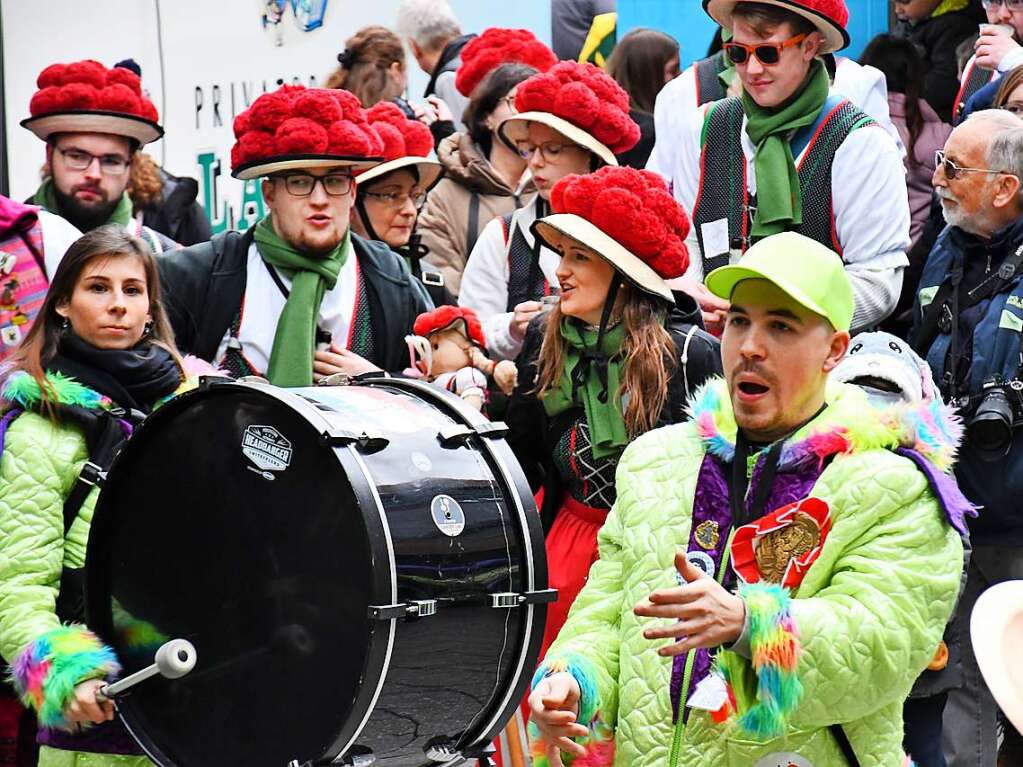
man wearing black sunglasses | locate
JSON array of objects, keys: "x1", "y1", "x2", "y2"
[
  {"x1": 159, "y1": 84, "x2": 432, "y2": 386},
  {"x1": 665, "y1": 0, "x2": 910, "y2": 335},
  {"x1": 911, "y1": 108, "x2": 1023, "y2": 767}
]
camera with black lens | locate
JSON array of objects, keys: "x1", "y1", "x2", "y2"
[{"x1": 967, "y1": 376, "x2": 1023, "y2": 459}]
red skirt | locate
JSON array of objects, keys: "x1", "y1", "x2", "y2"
[{"x1": 540, "y1": 494, "x2": 610, "y2": 659}]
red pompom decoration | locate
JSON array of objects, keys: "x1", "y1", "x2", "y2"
[
  {"x1": 248, "y1": 92, "x2": 292, "y2": 133},
  {"x1": 61, "y1": 60, "x2": 107, "y2": 89},
  {"x1": 455, "y1": 27, "x2": 557, "y2": 97},
  {"x1": 365, "y1": 101, "x2": 434, "y2": 161},
  {"x1": 414, "y1": 306, "x2": 487, "y2": 348},
  {"x1": 231, "y1": 85, "x2": 383, "y2": 171},
  {"x1": 56, "y1": 83, "x2": 99, "y2": 111},
  {"x1": 138, "y1": 98, "x2": 159, "y2": 123},
  {"x1": 37, "y1": 64, "x2": 67, "y2": 89},
  {"x1": 372, "y1": 122, "x2": 405, "y2": 161},
  {"x1": 331, "y1": 89, "x2": 365, "y2": 121},
  {"x1": 550, "y1": 166, "x2": 690, "y2": 279},
  {"x1": 106, "y1": 67, "x2": 142, "y2": 96},
  {"x1": 235, "y1": 130, "x2": 276, "y2": 165},
  {"x1": 97, "y1": 84, "x2": 141, "y2": 115},
  {"x1": 26, "y1": 59, "x2": 161, "y2": 129},
  {"x1": 514, "y1": 61, "x2": 639, "y2": 155},
  {"x1": 327, "y1": 121, "x2": 372, "y2": 157},
  {"x1": 29, "y1": 87, "x2": 61, "y2": 117},
  {"x1": 274, "y1": 117, "x2": 330, "y2": 155},
  {"x1": 233, "y1": 111, "x2": 251, "y2": 139},
  {"x1": 293, "y1": 89, "x2": 343, "y2": 127}
]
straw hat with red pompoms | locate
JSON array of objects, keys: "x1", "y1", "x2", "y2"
[
  {"x1": 413, "y1": 306, "x2": 487, "y2": 348},
  {"x1": 703, "y1": 0, "x2": 849, "y2": 53},
  {"x1": 355, "y1": 101, "x2": 444, "y2": 191},
  {"x1": 455, "y1": 28, "x2": 557, "y2": 98},
  {"x1": 497, "y1": 60, "x2": 639, "y2": 168},
  {"x1": 22, "y1": 60, "x2": 163, "y2": 145},
  {"x1": 531, "y1": 166, "x2": 691, "y2": 303},
  {"x1": 230, "y1": 85, "x2": 386, "y2": 180}
]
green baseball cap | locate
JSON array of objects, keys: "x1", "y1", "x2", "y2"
[{"x1": 705, "y1": 232, "x2": 854, "y2": 332}]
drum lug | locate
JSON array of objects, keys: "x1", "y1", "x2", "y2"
[
  {"x1": 321, "y1": 428, "x2": 389, "y2": 454},
  {"x1": 367, "y1": 599, "x2": 438, "y2": 621},
  {"x1": 438, "y1": 424, "x2": 474, "y2": 447},
  {"x1": 489, "y1": 589, "x2": 558, "y2": 608},
  {"x1": 438, "y1": 422, "x2": 510, "y2": 448},
  {"x1": 474, "y1": 421, "x2": 510, "y2": 439}
]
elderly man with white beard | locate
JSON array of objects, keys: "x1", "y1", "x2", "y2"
[{"x1": 910, "y1": 108, "x2": 1023, "y2": 767}]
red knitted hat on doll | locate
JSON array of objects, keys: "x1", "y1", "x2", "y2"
[
  {"x1": 22, "y1": 60, "x2": 163, "y2": 145},
  {"x1": 413, "y1": 306, "x2": 487, "y2": 348},
  {"x1": 454, "y1": 28, "x2": 557, "y2": 97},
  {"x1": 355, "y1": 101, "x2": 443, "y2": 190},
  {"x1": 532, "y1": 166, "x2": 691, "y2": 303},
  {"x1": 496, "y1": 61, "x2": 639, "y2": 167},
  {"x1": 703, "y1": 0, "x2": 849, "y2": 53},
  {"x1": 230, "y1": 85, "x2": 385, "y2": 180}
]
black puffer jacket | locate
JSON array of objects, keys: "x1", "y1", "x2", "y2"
[
  {"x1": 505, "y1": 291, "x2": 722, "y2": 531},
  {"x1": 140, "y1": 168, "x2": 213, "y2": 247},
  {"x1": 158, "y1": 228, "x2": 432, "y2": 373}
]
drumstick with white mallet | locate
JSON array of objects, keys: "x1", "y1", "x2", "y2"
[{"x1": 96, "y1": 639, "x2": 197, "y2": 702}]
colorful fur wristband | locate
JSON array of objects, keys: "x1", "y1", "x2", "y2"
[
  {"x1": 529, "y1": 654, "x2": 615, "y2": 766},
  {"x1": 10, "y1": 625, "x2": 121, "y2": 730}
]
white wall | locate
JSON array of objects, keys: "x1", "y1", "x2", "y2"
[{"x1": 2, "y1": 0, "x2": 550, "y2": 228}]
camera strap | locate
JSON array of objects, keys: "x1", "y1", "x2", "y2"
[{"x1": 911, "y1": 244, "x2": 1023, "y2": 363}]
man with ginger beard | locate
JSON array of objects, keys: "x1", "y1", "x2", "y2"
[
  {"x1": 527, "y1": 232, "x2": 966, "y2": 767},
  {"x1": 22, "y1": 59, "x2": 176, "y2": 253},
  {"x1": 158, "y1": 84, "x2": 431, "y2": 386}
]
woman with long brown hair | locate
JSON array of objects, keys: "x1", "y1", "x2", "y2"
[
  {"x1": 0, "y1": 225, "x2": 209, "y2": 767},
  {"x1": 325, "y1": 25, "x2": 408, "y2": 109},
  {"x1": 505, "y1": 166, "x2": 720, "y2": 656}
]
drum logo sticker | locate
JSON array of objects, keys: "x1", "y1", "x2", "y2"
[
  {"x1": 242, "y1": 425, "x2": 292, "y2": 480},
  {"x1": 431, "y1": 495, "x2": 465, "y2": 537}
]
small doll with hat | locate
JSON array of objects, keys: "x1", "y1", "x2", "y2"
[{"x1": 405, "y1": 306, "x2": 517, "y2": 413}]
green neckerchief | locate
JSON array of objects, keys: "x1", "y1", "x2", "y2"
[
  {"x1": 933, "y1": 0, "x2": 969, "y2": 17},
  {"x1": 742, "y1": 59, "x2": 829, "y2": 239},
  {"x1": 253, "y1": 215, "x2": 351, "y2": 387},
  {"x1": 33, "y1": 178, "x2": 133, "y2": 227},
  {"x1": 541, "y1": 319, "x2": 628, "y2": 460}
]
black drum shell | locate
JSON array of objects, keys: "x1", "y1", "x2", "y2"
[{"x1": 86, "y1": 377, "x2": 547, "y2": 767}]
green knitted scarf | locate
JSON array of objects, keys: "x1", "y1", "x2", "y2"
[
  {"x1": 33, "y1": 179, "x2": 133, "y2": 227},
  {"x1": 742, "y1": 59, "x2": 829, "y2": 239},
  {"x1": 254, "y1": 215, "x2": 351, "y2": 387},
  {"x1": 542, "y1": 319, "x2": 628, "y2": 460}
]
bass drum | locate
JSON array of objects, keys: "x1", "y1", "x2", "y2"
[{"x1": 86, "y1": 376, "x2": 551, "y2": 767}]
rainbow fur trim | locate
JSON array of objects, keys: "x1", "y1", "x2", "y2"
[
  {"x1": 716, "y1": 583, "x2": 802, "y2": 741},
  {"x1": 2, "y1": 371, "x2": 114, "y2": 413},
  {"x1": 528, "y1": 655, "x2": 615, "y2": 766},
  {"x1": 689, "y1": 378, "x2": 964, "y2": 474},
  {"x1": 10, "y1": 625, "x2": 120, "y2": 730}
]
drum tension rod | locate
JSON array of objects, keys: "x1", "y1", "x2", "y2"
[
  {"x1": 367, "y1": 599, "x2": 438, "y2": 621},
  {"x1": 489, "y1": 589, "x2": 558, "y2": 608}
]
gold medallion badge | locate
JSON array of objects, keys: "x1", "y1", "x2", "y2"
[
  {"x1": 754, "y1": 511, "x2": 821, "y2": 583},
  {"x1": 695, "y1": 520, "x2": 720, "y2": 550}
]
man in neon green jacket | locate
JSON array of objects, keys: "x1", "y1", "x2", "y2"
[{"x1": 529, "y1": 232, "x2": 968, "y2": 767}]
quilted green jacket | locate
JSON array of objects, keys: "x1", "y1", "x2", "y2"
[
  {"x1": 533, "y1": 379, "x2": 966, "y2": 767},
  {"x1": 0, "y1": 370, "x2": 198, "y2": 767}
]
